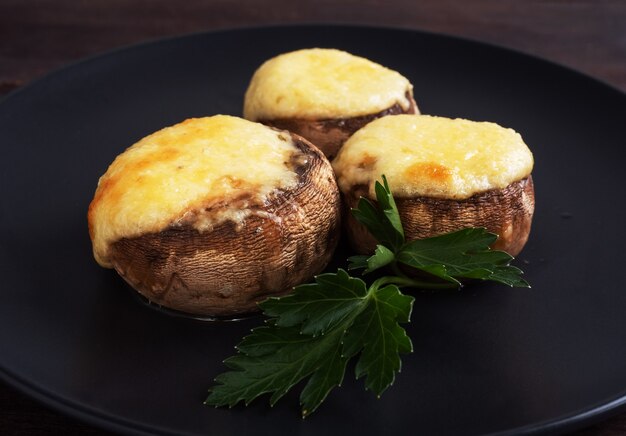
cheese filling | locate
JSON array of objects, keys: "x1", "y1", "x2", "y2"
[
  {"x1": 244, "y1": 48, "x2": 413, "y2": 120},
  {"x1": 332, "y1": 114, "x2": 534, "y2": 199},
  {"x1": 88, "y1": 115, "x2": 303, "y2": 267}
]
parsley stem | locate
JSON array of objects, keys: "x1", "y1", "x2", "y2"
[
  {"x1": 388, "y1": 262, "x2": 458, "y2": 290},
  {"x1": 396, "y1": 278, "x2": 459, "y2": 290},
  {"x1": 391, "y1": 262, "x2": 408, "y2": 279},
  {"x1": 371, "y1": 275, "x2": 458, "y2": 291}
]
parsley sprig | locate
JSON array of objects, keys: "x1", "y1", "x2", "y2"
[{"x1": 205, "y1": 176, "x2": 529, "y2": 417}]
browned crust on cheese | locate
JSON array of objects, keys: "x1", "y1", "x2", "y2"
[
  {"x1": 257, "y1": 93, "x2": 418, "y2": 159},
  {"x1": 343, "y1": 176, "x2": 535, "y2": 257},
  {"x1": 106, "y1": 134, "x2": 341, "y2": 316}
]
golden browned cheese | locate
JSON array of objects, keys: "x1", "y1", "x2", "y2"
[
  {"x1": 333, "y1": 114, "x2": 534, "y2": 199},
  {"x1": 243, "y1": 48, "x2": 414, "y2": 120},
  {"x1": 332, "y1": 114, "x2": 535, "y2": 256}
]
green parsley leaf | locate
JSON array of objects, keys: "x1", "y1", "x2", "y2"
[
  {"x1": 352, "y1": 176, "x2": 405, "y2": 252},
  {"x1": 396, "y1": 228, "x2": 530, "y2": 287},
  {"x1": 347, "y1": 254, "x2": 370, "y2": 271},
  {"x1": 205, "y1": 270, "x2": 414, "y2": 417},
  {"x1": 348, "y1": 245, "x2": 395, "y2": 274},
  {"x1": 343, "y1": 284, "x2": 413, "y2": 395},
  {"x1": 209, "y1": 323, "x2": 348, "y2": 413},
  {"x1": 261, "y1": 269, "x2": 368, "y2": 336},
  {"x1": 375, "y1": 175, "x2": 404, "y2": 240}
]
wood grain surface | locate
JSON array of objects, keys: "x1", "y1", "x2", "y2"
[{"x1": 1, "y1": 1, "x2": 624, "y2": 435}]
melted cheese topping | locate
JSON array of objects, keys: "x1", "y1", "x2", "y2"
[
  {"x1": 89, "y1": 115, "x2": 301, "y2": 267},
  {"x1": 243, "y1": 48, "x2": 413, "y2": 120},
  {"x1": 332, "y1": 114, "x2": 534, "y2": 199}
]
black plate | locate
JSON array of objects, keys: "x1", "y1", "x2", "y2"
[{"x1": 1, "y1": 25, "x2": 625, "y2": 436}]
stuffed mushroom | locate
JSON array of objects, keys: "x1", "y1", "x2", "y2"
[
  {"x1": 88, "y1": 115, "x2": 341, "y2": 316},
  {"x1": 332, "y1": 114, "x2": 535, "y2": 256},
  {"x1": 244, "y1": 48, "x2": 418, "y2": 159}
]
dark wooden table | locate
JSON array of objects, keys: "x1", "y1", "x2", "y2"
[{"x1": 1, "y1": 1, "x2": 624, "y2": 434}]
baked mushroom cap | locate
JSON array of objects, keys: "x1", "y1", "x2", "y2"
[
  {"x1": 243, "y1": 48, "x2": 419, "y2": 159},
  {"x1": 332, "y1": 114, "x2": 535, "y2": 256},
  {"x1": 88, "y1": 115, "x2": 341, "y2": 316}
]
